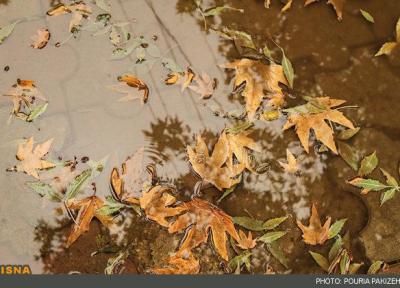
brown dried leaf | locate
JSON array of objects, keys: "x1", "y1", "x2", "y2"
[
  {"x1": 278, "y1": 149, "x2": 298, "y2": 174},
  {"x1": 139, "y1": 185, "x2": 186, "y2": 227},
  {"x1": 297, "y1": 203, "x2": 331, "y2": 245},
  {"x1": 187, "y1": 132, "x2": 245, "y2": 190},
  {"x1": 110, "y1": 148, "x2": 145, "y2": 204},
  {"x1": 66, "y1": 196, "x2": 113, "y2": 247},
  {"x1": 116, "y1": 75, "x2": 149, "y2": 103},
  {"x1": 237, "y1": 230, "x2": 257, "y2": 250},
  {"x1": 226, "y1": 130, "x2": 261, "y2": 172},
  {"x1": 30, "y1": 28, "x2": 50, "y2": 49},
  {"x1": 222, "y1": 59, "x2": 288, "y2": 120},
  {"x1": 283, "y1": 97, "x2": 354, "y2": 154},
  {"x1": 12, "y1": 137, "x2": 55, "y2": 179},
  {"x1": 151, "y1": 252, "x2": 200, "y2": 274},
  {"x1": 188, "y1": 72, "x2": 215, "y2": 99},
  {"x1": 169, "y1": 198, "x2": 240, "y2": 261}
]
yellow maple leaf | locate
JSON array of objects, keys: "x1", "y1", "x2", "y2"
[
  {"x1": 297, "y1": 203, "x2": 331, "y2": 245},
  {"x1": 169, "y1": 198, "x2": 240, "y2": 261},
  {"x1": 151, "y1": 252, "x2": 200, "y2": 274},
  {"x1": 226, "y1": 130, "x2": 261, "y2": 172},
  {"x1": 237, "y1": 230, "x2": 257, "y2": 250},
  {"x1": 222, "y1": 59, "x2": 288, "y2": 120},
  {"x1": 187, "y1": 132, "x2": 245, "y2": 191},
  {"x1": 66, "y1": 196, "x2": 113, "y2": 247},
  {"x1": 283, "y1": 97, "x2": 355, "y2": 154},
  {"x1": 13, "y1": 137, "x2": 55, "y2": 179},
  {"x1": 375, "y1": 17, "x2": 400, "y2": 56},
  {"x1": 278, "y1": 149, "x2": 299, "y2": 174}
]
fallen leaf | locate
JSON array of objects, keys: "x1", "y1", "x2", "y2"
[
  {"x1": 187, "y1": 132, "x2": 245, "y2": 190},
  {"x1": 305, "y1": 0, "x2": 346, "y2": 21},
  {"x1": 139, "y1": 185, "x2": 186, "y2": 227},
  {"x1": 151, "y1": 252, "x2": 200, "y2": 274},
  {"x1": 258, "y1": 231, "x2": 287, "y2": 244},
  {"x1": 47, "y1": 2, "x2": 92, "y2": 34},
  {"x1": 110, "y1": 148, "x2": 146, "y2": 204},
  {"x1": 226, "y1": 129, "x2": 261, "y2": 172},
  {"x1": 164, "y1": 67, "x2": 194, "y2": 92},
  {"x1": 360, "y1": 9, "x2": 374, "y2": 23},
  {"x1": 169, "y1": 198, "x2": 240, "y2": 261},
  {"x1": 188, "y1": 72, "x2": 215, "y2": 99},
  {"x1": 297, "y1": 203, "x2": 331, "y2": 245},
  {"x1": 237, "y1": 230, "x2": 257, "y2": 250},
  {"x1": 338, "y1": 141, "x2": 359, "y2": 171},
  {"x1": 283, "y1": 97, "x2": 355, "y2": 154},
  {"x1": 3, "y1": 79, "x2": 48, "y2": 122},
  {"x1": 218, "y1": 28, "x2": 256, "y2": 53},
  {"x1": 222, "y1": 59, "x2": 288, "y2": 120},
  {"x1": 375, "y1": 17, "x2": 400, "y2": 56},
  {"x1": 203, "y1": 6, "x2": 243, "y2": 17},
  {"x1": 358, "y1": 151, "x2": 378, "y2": 176},
  {"x1": 278, "y1": 149, "x2": 298, "y2": 174},
  {"x1": 228, "y1": 252, "x2": 251, "y2": 274},
  {"x1": 281, "y1": 0, "x2": 293, "y2": 12},
  {"x1": 110, "y1": 75, "x2": 149, "y2": 103},
  {"x1": 11, "y1": 137, "x2": 55, "y2": 179},
  {"x1": 30, "y1": 28, "x2": 51, "y2": 49},
  {"x1": 0, "y1": 20, "x2": 20, "y2": 44},
  {"x1": 66, "y1": 195, "x2": 113, "y2": 247}
]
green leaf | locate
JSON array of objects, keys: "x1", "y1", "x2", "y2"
[
  {"x1": 328, "y1": 236, "x2": 343, "y2": 262},
  {"x1": 267, "y1": 242, "x2": 289, "y2": 269},
  {"x1": 360, "y1": 9, "x2": 374, "y2": 23},
  {"x1": 228, "y1": 252, "x2": 252, "y2": 274},
  {"x1": 263, "y1": 45, "x2": 273, "y2": 61},
  {"x1": 309, "y1": 251, "x2": 329, "y2": 272},
  {"x1": 233, "y1": 216, "x2": 265, "y2": 231},
  {"x1": 340, "y1": 251, "x2": 350, "y2": 274},
  {"x1": 203, "y1": 6, "x2": 243, "y2": 17},
  {"x1": 380, "y1": 188, "x2": 397, "y2": 205},
  {"x1": 367, "y1": 260, "x2": 384, "y2": 274},
  {"x1": 26, "y1": 181, "x2": 62, "y2": 202},
  {"x1": 27, "y1": 103, "x2": 48, "y2": 122},
  {"x1": 338, "y1": 141, "x2": 359, "y2": 171},
  {"x1": 263, "y1": 216, "x2": 288, "y2": 230},
  {"x1": 358, "y1": 151, "x2": 378, "y2": 176},
  {"x1": 328, "y1": 218, "x2": 347, "y2": 239},
  {"x1": 258, "y1": 231, "x2": 286, "y2": 244},
  {"x1": 348, "y1": 178, "x2": 387, "y2": 192},
  {"x1": 0, "y1": 20, "x2": 20, "y2": 44},
  {"x1": 219, "y1": 27, "x2": 256, "y2": 50},
  {"x1": 337, "y1": 127, "x2": 360, "y2": 140},
  {"x1": 225, "y1": 122, "x2": 253, "y2": 134},
  {"x1": 349, "y1": 263, "x2": 363, "y2": 274},
  {"x1": 380, "y1": 168, "x2": 398, "y2": 187},
  {"x1": 281, "y1": 51, "x2": 294, "y2": 88},
  {"x1": 65, "y1": 169, "x2": 92, "y2": 200}
]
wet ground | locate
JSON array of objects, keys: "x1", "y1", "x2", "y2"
[{"x1": 0, "y1": 0, "x2": 400, "y2": 274}]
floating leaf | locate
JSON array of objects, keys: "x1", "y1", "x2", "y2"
[
  {"x1": 380, "y1": 188, "x2": 397, "y2": 206},
  {"x1": 0, "y1": 20, "x2": 20, "y2": 44},
  {"x1": 228, "y1": 252, "x2": 252, "y2": 274},
  {"x1": 218, "y1": 27, "x2": 256, "y2": 51},
  {"x1": 188, "y1": 72, "x2": 215, "y2": 99},
  {"x1": 310, "y1": 251, "x2": 329, "y2": 272},
  {"x1": 297, "y1": 204, "x2": 331, "y2": 245},
  {"x1": 328, "y1": 218, "x2": 347, "y2": 239},
  {"x1": 151, "y1": 252, "x2": 200, "y2": 274},
  {"x1": 233, "y1": 216, "x2": 265, "y2": 231},
  {"x1": 358, "y1": 151, "x2": 378, "y2": 176},
  {"x1": 304, "y1": 0, "x2": 345, "y2": 21},
  {"x1": 380, "y1": 168, "x2": 398, "y2": 186},
  {"x1": 338, "y1": 141, "x2": 359, "y2": 171},
  {"x1": 375, "y1": 17, "x2": 399, "y2": 56},
  {"x1": 237, "y1": 230, "x2": 257, "y2": 249},
  {"x1": 348, "y1": 178, "x2": 387, "y2": 194},
  {"x1": 281, "y1": 50, "x2": 294, "y2": 88},
  {"x1": 283, "y1": 97, "x2": 355, "y2": 154},
  {"x1": 258, "y1": 231, "x2": 286, "y2": 244},
  {"x1": 367, "y1": 260, "x2": 384, "y2": 274},
  {"x1": 26, "y1": 181, "x2": 62, "y2": 202},
  {"x1": 26, "y1": 103, "x2": 48, "y2": 122},
  {"x1": 360, "y1": 9, "x2": 374, "y2": 23},
  {"x1": 337, "y1": 127, "x2": 360, "y2": 140},
  {"x1": 263, "y1": 216, "x2": 288, "y2": 230},
  {"x1": 328, "y1": 236, "x2": 343, "y2": 262},
  {"x1": 30, "y1": 28, "x2": 51, "y2": 49},
  {"x1": 203, "y1": 6, "x2": 243, "y2": 17},
  {"x1": 278, "y1": 149, "x2": 298, "y2": 174},
  {"x1": 267, "y1": 242, "x2": 289, "y2": 268}
]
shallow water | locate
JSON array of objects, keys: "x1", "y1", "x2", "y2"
[{"x1": 0, "y1": 0, "x2": 400, "y2": 274}]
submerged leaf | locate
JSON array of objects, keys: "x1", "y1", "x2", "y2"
[
  {"x1": 228, "y1": 252, "x2": 252, "y2": 274},
  {"x1": 358, "y1": 151, "x2": 378, "y2": 176},
  {"x1": 278, "y1": 149, "x2": 298, "y2": 174},
  {"x1": 305, "y1": 0, "x2": 346, "y2": 20},
  {"x1": 360, "y1": 9, "x2": 374, "y2": 23},
  {"x1": 297, "y1": 204, "x2": 331, "y2": 245},
  {"x1": 258, "y1": 231, "x2": 286, "y2": 244},
  {"x1": 203, "y1": 6, "x2": 243, "y2": 17},
  {"x1": 328, "y1": 218, "x2": 347, "y2": 239},
  {"x1": 338, "y1": 141, "x2": 359, "y2": 171},
  {"x1": 309, "y1": 251, "x2": 329, "y2": 272},
  {"x1": 151, "y1": 252, "x2": 200, "y2": 274},
  {"x1": 375, "y1": 17, "x2": 400, "y2": 56},
  {"x1": 0, "y1": 20, "x2": 20, "y2": 44},
  {"x1": 30, "y1": 28, "x2": 51, "y2": 49}
]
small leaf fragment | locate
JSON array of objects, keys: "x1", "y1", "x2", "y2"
[
  {"x1": 360, "y1": 9, "x2": 374, "y2": 23},
  {"x1": 27, "y1": 103, "x2": 48, "y2": 122}
]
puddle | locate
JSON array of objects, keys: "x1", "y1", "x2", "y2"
[{"x1": 0, "y1": 0, "x2": 399, "y2": 274}]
